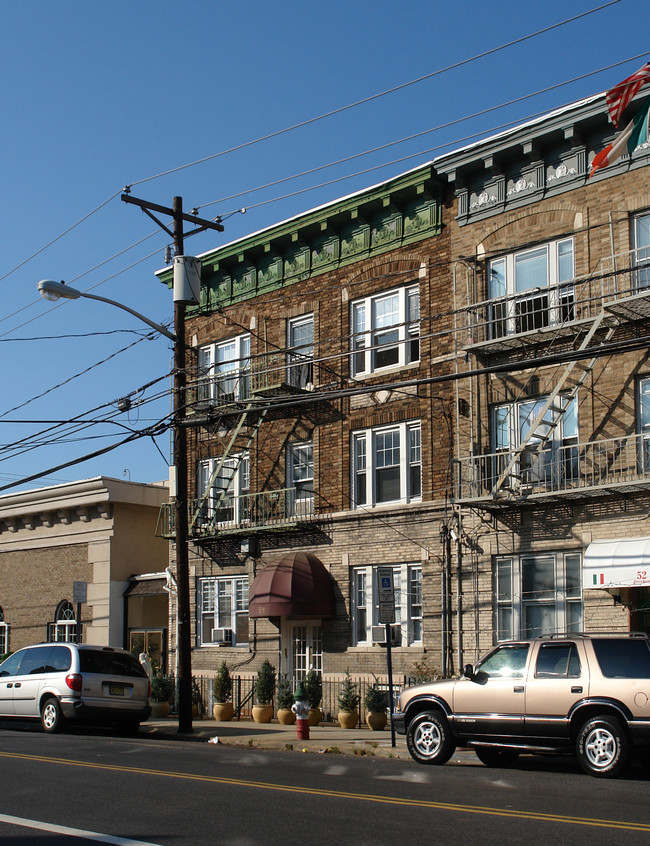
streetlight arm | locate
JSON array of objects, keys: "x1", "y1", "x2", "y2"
[{"x1": 37, "y1": 280, "x2": 176, "y2": 342}]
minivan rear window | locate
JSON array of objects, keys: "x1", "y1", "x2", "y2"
[
  {"x1": 592, "y1": 638, "x2": 650, "y2": 678},
  {"x1": 79, "y1": 650, "x2": 146, "y2": 678}
]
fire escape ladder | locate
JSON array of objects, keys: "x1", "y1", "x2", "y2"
[
  {"x1": 189, "y1": 403, "x2": 268, "y2": 533},
  {"x1": 490, "y1": 310, "x2": 615, "y2": 496}
]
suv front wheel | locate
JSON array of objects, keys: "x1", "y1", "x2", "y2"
[
  {"x1": 406, "y1": 711, "x2": 456, "y2": 765},
  {"x1": 576, "y1": 715, "x2": 628, "y2": 778}
]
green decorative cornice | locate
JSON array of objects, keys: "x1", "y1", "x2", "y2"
[{"x1": 158, "y1": 165, "x2": 441, "y2": 309}]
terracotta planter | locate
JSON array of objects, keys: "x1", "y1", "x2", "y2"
[
  {"x1": 366, "y1": 711, "x2": 387, "y2": 731},
  {"x1": 277, "y1": 708, "x2": 296, "y2": 725},
  {"x1": 252, "y1": 704, "x2": 274, "y2": 723},
  {"x1": 150, "y1": 701, "x2": 170, "y2": 718},
  {"x1": 337, "y1": 709, "x2": 359, "y2": 729},
  {"x1": 308, "y1": 707, "x2": 322, "y2": 726},
  {"x1": 212, "y1": 702, "x2": 234, "y2": 722}
]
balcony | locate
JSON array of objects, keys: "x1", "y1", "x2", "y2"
[
  {"x1": 157, "y1": 488, "x2": 318, "y2": 539},
  {"x1": 460, "y1": 246, "x2": 650, "y2": 356},
  {"x1": 453, "y1": 432, "x2": 650, "y2": 506},
  {"x1": 186, "y1": 354, "x2": 315, "y2": 416}
]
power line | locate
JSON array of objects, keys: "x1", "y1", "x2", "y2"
[
  {"x1": 0, "y1": 332, "x2": 161, "y2": 420},
  {"x1": 128, "y1": 1, "x2": 622, "y2": 189},
  {"x1": 200, "y1": 51, "x2": 650, "y2": 214}
]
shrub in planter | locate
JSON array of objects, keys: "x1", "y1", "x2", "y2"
[
  {"x1": 151, "y1": 675, "x2": 175, "y2": 703},
  {"x1": 303, "y1": 669, "x2": 322, "y2": 708},
  {"x1": 276, "y1": 674, "x2": 294, "y2": 710},
  {"x1": 213, "y1": 662, "x2": 232, "y2": 702},
  {"x1": 276, "y1": 674, "x2": 295, "y2": 725},
  {"x1": 303, "y1": 669, "x2": 323, "y2": 725},
  {"x1": 364, "y1": 682, "x2": 388, "y2": 731},
  {"x1": 150, "y1": 675, "x2": 175, "y2": 717},
  {"x1": 192, "y1": 677, "x2": 204, "y2": 718},
  {"x1": 253, "y1": 660, "x2": 276, "y2": 723},
  {"x1": 213, "y1": 662, "x2": 234, "y2": 721},
  {"x1": 337, "y1": 671, "x2": 360, "y2": 729}
]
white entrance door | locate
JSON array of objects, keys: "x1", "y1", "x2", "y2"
[{"x1": 288, "y1": 622, "x2": 322, "y2": 681}]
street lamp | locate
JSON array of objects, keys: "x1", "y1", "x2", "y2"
[
  {"x1": 37, "y1": 280, "x2": 176, "y2": 341},
  {"x1": 37, "y1": 275, "x2": 194, "y2": 733}
]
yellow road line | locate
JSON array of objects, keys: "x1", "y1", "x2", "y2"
[{"x1": 0, "y1": 750, "x2": 647, "y2": 832}]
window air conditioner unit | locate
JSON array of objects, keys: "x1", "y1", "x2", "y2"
[
  {"x1": 371, "y1": 625, "x2": 401, "y2": 645},
  {"x1": 211, "y1": 628, "x2": 233, "y2": 645}
]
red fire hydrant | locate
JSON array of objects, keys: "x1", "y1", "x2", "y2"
[{"x1": 292, "y1": 681, "x2": 310, "y2": 740}]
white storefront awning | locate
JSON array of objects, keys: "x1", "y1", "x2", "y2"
[{"x1": 583, "y1": 537, "x2": 650, "y2": 589}]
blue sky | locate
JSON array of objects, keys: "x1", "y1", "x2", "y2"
[{"x1": 1, "y1": 0, "x2": 647, "y2": 493}]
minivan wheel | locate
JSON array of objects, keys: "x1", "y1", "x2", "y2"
[
  {"x1": 406, "y1": 711, "x2": 456, "y2": 765},
  {"x1": 40, "y1": 697, "x2": 64, "y2": 734},
  {"x1": 474, "y1": 746, "x2": 520, "y2": 768},
  {"x1": 576, "y1": 716, "x2": 628, "y2": 778}
]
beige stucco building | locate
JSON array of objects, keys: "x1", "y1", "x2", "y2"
[{"x1": 0, "y1": 477, "x2": 169, "y2": 658}]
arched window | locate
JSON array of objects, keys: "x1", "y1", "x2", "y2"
[
  {"x1": 0, "y1": 607, "x2": 8, "y2": 655},
  {"x1": 47, "y1": 601, "x2": 77, "y2": 643}
]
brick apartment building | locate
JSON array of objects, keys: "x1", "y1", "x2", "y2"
[
  {"x1": 439, "y1": 91, "x2": 650, "y2": 665},
  {"x1": 157, "y1": 86, "x2": 650, "y2": 685}
]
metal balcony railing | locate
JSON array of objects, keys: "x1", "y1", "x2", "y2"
[
  {"x1": 157, "y1": 488, "x2": 317, "y2": 539},
  {"x1": 453, "y1": 432, "x2": 650, "y2": 503},
  {"x1": 461, "y1": 246, "x2": 650, "y2": 350},
  {"x1": 186, "y1": 354, "x2": 315, "y2": 414}
]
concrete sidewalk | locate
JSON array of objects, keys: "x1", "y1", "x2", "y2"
[
  {"x1": 140, "y1": 715, "x2": 411, "y2": 758},
  {"x1": 139, "y1": 716, "x2": 479, "y2": 765}
]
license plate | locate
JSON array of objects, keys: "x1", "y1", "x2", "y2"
[{"x1": 109, "y1": 685, "x2": 125, "y2": 696}]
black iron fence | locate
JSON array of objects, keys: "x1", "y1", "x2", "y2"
[{"x1": 156, "y1": 674, "x2": 438, "y2": 725}]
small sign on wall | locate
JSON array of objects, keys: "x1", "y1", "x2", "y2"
[{"x1": 73, "y1": 581, "x2": 87, "y2": 604}]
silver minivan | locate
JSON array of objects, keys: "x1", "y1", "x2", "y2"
[{"x1": 0, "y1": 643, "x2": 151, "y2": 733}]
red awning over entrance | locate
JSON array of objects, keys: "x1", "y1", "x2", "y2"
[{"x1": 248, "y1": 551, "x2": 335, "y2": 618}]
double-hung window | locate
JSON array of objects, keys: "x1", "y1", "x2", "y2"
[
  {"x1": 287, "y1": 441, "x2": 314, "y2": 516},
  {"x1": 633, "y1": 212, "x2": 650, "y2": 290},
  {"x1": 351, "y1": 284, "x2": 419, "y2": 376},
  {"x1": 496, "y1": 552, "x2": 582, "y2": 640},
  {"x1": 637, "y1": 377, "x2": 650, "y2": 472},
  {"x1": 488, "y1": 238, "x2": 574, "y2": 338},
  {"x1": 0, "y1": 607, "x2": 8, "y2": 655},
  {"x1": 197, "y1": 453, "x2": 250, "y2": 527},
  {"x1": 492, "y1": 395, "x2": 578, "y2": 490},
  {"x1": 287, "y1": 315, "x2": 314, "y2": 389},
  {"x1": 198, "y1": 576, "x2": 249, "y2": 646},
  {"x1": 352, "y1": 421, "x2": 421, "y2": 507},
  {"x1": 198, "y1": 335, "x2": 251, "y2": 404},
  {"x1": 351, "y1": 564, "x2": 423, "y2": 646}
]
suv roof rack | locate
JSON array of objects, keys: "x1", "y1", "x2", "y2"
[{"x1": 538, "y1": 631, "x2": 649, "y2": 640}]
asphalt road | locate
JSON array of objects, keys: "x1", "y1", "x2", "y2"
[{"x1": 1, "y1": 724, "x2": 649, "y2": 845}]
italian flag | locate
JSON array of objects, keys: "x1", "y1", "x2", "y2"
[
  {"x1": 592, "y1": 573, "x2": 605, "y2": 586},
  {"x1": 590, "y1": 96, "x2": 650, "y2": 177}
]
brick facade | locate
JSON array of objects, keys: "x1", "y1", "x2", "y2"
[{"x1": 162, "y1": 90, "x2": 650, "y2": 687}]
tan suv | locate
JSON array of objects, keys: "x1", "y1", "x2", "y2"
[{"x1": 392, "y1": 633, "x2": 650, "y2": 777}]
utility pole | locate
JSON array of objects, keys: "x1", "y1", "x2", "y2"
[{"x1": 121, "y1": 192, "x2": 224, "y2": 733}]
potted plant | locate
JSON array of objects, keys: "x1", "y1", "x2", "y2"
[
  {"x1": 364, "y1": 681, "x2": 388, "y2": 731},
  {"x1": 304, "y1": 668, "x2": 323, "y2": 726},
  {"x1": 252, "y1": 659, "x2": 276, "y2": 723},
  {"x1": 276, "y1": 674, "x2": 295, "y2": 725},
  {"x1": 337, "y1": 670, "x2": 360, "y2": 729},
  {"x1": 192, "y1": 677, "x2": 204, "y2": 718},
  {"x1": 150, "y1": 674, "x2": 175, "y2": 718},
  {"x1": 212, "y1": 661, "x2": 234, "y2": 722}
]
